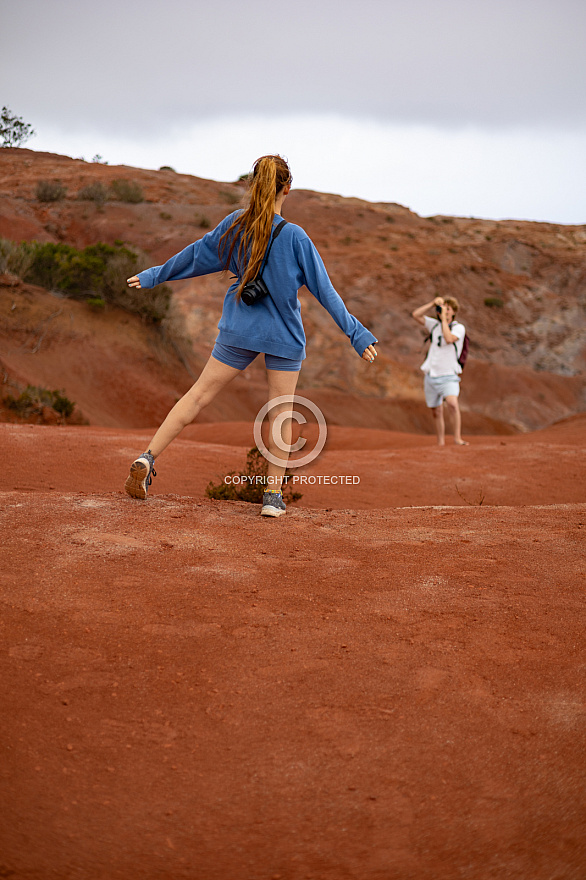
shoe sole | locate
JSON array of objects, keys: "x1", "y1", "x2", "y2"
[
  {"x1": 260, "y1": 506, "x2": 286, "y2": 517},
  {"x1": 124, "y1": 460, "x2": 149, "y2": 500}
]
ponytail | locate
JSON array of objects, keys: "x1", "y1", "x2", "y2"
[{"x1": 220, "y1": 155, "x2": 291, "y2": 300}]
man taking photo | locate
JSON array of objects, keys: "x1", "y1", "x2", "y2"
[{"x1": 412, "y1": 296, "x2": 468, "y2": 447}]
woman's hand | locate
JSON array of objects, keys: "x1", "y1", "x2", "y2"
[
  {"x1": 362, "y1": 344, "x2": 377, "y2": 363},
  {"x1": 127, "y1": 275, "x2": 142, "y2": 289},
  {"x1": 433, "y1": 296, "x2": 444, "y2": 306}
]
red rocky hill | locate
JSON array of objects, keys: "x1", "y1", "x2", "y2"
[{"x1": 1, "y1": 148, "x2": 584, "y2": 433}]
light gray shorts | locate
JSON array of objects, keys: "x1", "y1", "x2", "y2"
[{"x1": 424, "y1": 374, "x2": 461, "y2": 408}]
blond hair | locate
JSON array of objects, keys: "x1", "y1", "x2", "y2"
[
  {"x1": 444, "y1": 296, "x2": 459, "y2": 314},
  {"x1": 220, "y1": 155, "x2": 292, "y2": 300}
]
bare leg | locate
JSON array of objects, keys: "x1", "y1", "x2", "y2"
[
  {"x1": 265, "y1": 369, "x2": 300, "y2": 491},
  {"x1": 445, "y1": 395, "x2": 468, "y2": 445},
  {"x1": 146, "y1": 355, "x2": 241, "y2": 458},
  {"x1": 432, "y1": 405, "x2": 445, "y2": 446}
]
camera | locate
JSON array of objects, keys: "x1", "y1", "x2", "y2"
[
  {"x1": 435, "y1": 304, "x2": 443, "y2": 318},
  {"x1": 240, "y1": 277, "x2": 270, "y2": 306}
]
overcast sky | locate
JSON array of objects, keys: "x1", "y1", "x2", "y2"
[{"x1": 2, "y1": 0, "x2": 585, "y2": 223}]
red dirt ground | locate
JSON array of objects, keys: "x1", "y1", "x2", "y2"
[{"x1": 1, "y1": 419, "x2": 585, "y2": 879}]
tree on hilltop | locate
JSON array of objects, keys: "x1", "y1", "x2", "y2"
[{"x1": 0, "y1": 106, "x2": 36, "y2": 148}]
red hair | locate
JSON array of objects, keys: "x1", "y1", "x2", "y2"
[{"x1": 220, "y1": 155, "x2": 291, "y2": 299}]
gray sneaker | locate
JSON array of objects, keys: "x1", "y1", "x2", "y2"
[
  {"x1": 261, "y1": 490, "x2": 286, "y2": 517},
  {"x1": 125, "y1": 450, "x2": 156, "y2": 500}
]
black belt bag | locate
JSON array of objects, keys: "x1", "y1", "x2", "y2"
[{"x1": 240, "y1": 219, "x2": 288, "y2": 306}]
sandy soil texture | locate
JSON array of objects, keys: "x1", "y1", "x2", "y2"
[{"x1": 1, "y1": 421, "x2": 585, "y2": 879}]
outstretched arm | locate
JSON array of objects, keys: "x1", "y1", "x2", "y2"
[
  {"x1": 296, "y1": 236, "x2": 378, "y2": 359},
  {"x1": 127, "y1": 212, "x2": 238, "y2": 290}
]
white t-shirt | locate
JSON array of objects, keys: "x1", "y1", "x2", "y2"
[{"x1": 420, "y1": 316, "x2": 466, "y2": 377}]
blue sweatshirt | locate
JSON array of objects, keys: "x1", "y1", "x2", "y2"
[{"x1": 137, "y1": 211, "x2": 378, "y2": 361}]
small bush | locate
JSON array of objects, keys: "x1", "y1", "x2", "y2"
[
  {"x1": 159, "y1": 211, "x2": 172, "y2": 220},
  {"x1": 159, "y1": 165, "x2": 176, "y2": 172},
  {"x1": 110, "y1": 179, "x2": 144, "y2": 203},
  {"x1": 206, "y1": 447, "x2": 302, "y2": 505},
  {"x1": 36, "y1": 180, "x2": 67, "y2": 202},
  {"x1": 87, "y1": 296, "x2": 106, "y2": 310},
  {"x1": 77, "y1": 182, "x2": 109, "y2": 204},
  {"x1": 195, "y1": 214, "x2": 210, "y2": 229},
  {"x1": 484, "y1": 296, "x2": 504, "y2": 308},
  {"x1": 4, "y1": 386, "x2": 75, "y2": 420},
  {"x1": 0, "y1": 238, "x2": 34, "y2": 276}
]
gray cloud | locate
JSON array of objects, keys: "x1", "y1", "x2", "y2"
[{"x1": 1, "y1": 0, "x2": 585, "y2": 133}]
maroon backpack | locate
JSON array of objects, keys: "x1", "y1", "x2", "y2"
[{"x1": 457, "y1": 331, "x2": 470, "y2": 370}]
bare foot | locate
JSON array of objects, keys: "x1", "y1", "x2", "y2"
[{"x1": 454, "y1": 439, "x2": 469, "y2": 446}]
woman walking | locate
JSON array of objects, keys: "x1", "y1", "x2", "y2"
[{"x1": 125, "y1": 155, "x2": 378, "y2": 517}]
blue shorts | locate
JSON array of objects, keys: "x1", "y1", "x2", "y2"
[
  {"x1": 211, "y1": 342, "x2": 302, "y2": 372},
  {"x1": 424, "y1": 374, "x2": 461, "y2": 408}
]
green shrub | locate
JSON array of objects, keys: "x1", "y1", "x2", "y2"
[
  {"x1": 206, "y1": 447, "x2": 302, "y2": 505},
  {"x1": 159, "y1": 211, "x2": 172, "y2": 220},
  {"x1": 1, "y1": 238, "x2": 171, "y2": 323},
  {"x1": 159, "y1": 165, "x2": 175, "y2": 172},
  {"x1": 4, "y1": 386, "x2": 75, "y2": 420},
  {"x1": 110, "y1": 179, "x2": 144, "y2": 203},
  {"x1": 77, "y1": 182, "x2": 109, "y2": 204},
  {"x1": 86, "y1": 296, "x2": 106, "y2": 310},
  {"x1": 35, "y1": 180, "x2": 67, "y2": 202},
  {"x1": 484, "y1": 296, "x2": 504, "y2": 308},
  {"x1": 51, "y1": 390, "x2": 75, "y2": 418}
]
